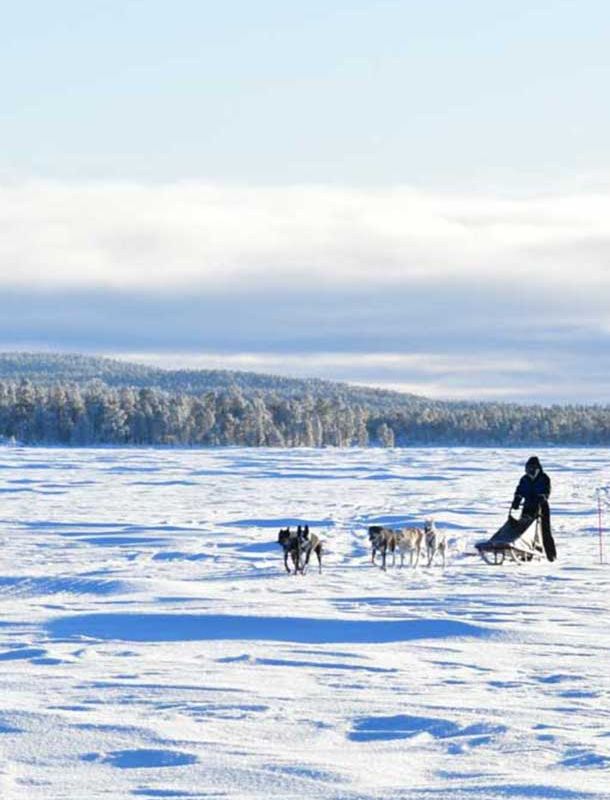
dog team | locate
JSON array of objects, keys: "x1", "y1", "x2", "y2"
[
  {"x1": 277, "y1": 518, "x2": 446, "y2": 574},
  {"x1": 368, "y1": 519, "x2": 446, "y2": 571}
]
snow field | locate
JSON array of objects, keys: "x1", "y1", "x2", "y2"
[{"x1": 0, "y1": 446, "x2": 609, "y2": 799}]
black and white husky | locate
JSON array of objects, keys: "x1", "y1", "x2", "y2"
[
  {"x1": 368, "y1": 526, "x2": 398, "y2": 571},
  {"x1": 424, "y1": 518, "x2": 446, "y2": 567},
  {"x1": 278, "y1": 525, "x2": 323, "y2": 574}
]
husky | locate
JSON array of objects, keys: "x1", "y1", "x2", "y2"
[
  {"x1": 396, "y1": 527, "x2": 424, "y2": 568},
  {"x1": 368, "y1": 526, "x2": 399, "y2": 571},
  {"x1": 278, "y1": 525, "x2": 323, "y2": 574},
  {"x1": 424, "y1": 518, "x2": 446, "y2": 567}
]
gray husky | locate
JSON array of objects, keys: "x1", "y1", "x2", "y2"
[{"x1": 424, "y1": 518, "x2": 446, "y2": 567}]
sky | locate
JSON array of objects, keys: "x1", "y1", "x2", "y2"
[{"x1": 2, "y1": 0, "x2": 610, "y2": 403}]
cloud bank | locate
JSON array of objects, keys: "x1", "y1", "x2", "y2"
[
  {"x1": 1, "y1": 181, "x2": 609, "y2": 403},
  {"x1": 2, "y1": 181, "x2": 610, "y2": 297}
]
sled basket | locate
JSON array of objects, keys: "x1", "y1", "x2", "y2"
[{"x1": 475, "y1": 515, "x2": 544, "y2": 565}]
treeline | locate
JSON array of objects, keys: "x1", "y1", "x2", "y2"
[
  {"x1": 0, "y1": 352, "x2": 426, "y2": 412},
  {"x1": 2, "y1": 379, "x2": 610, "y2": 447}
]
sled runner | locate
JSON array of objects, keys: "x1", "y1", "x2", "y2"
[{"x1": 475, "y1": 514, "x2": 545, "y2": 565}]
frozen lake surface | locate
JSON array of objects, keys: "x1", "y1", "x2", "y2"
[{"x1": 0, "y1": 446, "x2": 609, "y2": 799}]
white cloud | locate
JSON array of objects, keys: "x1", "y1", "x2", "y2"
[{"x1": 1, "y1": 181, "x2": 610, "y2": 298}]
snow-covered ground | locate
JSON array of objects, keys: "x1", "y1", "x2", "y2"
[{"x1": 0, "y1": 446, "x2": 609, "y2": 799}]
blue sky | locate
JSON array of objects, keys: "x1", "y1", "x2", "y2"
[{"x1": 2, "y1": 1, "x2": 610, "y2": 401}]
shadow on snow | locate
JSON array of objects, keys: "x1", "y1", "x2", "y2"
[{"x1": 46, "y1": 613, "x2": 490, "y2": 644}]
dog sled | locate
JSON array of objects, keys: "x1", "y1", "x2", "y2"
[{"x1": 475, "y1": 514, "x2": 545, "y2": 565}]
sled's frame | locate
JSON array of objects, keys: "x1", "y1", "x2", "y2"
[
  {"x1": 476, "y1": 542, "x2": 543, "y2": 566},
  {"x1": 475, "y1": 517, "x2": 544, "y2": 566}
]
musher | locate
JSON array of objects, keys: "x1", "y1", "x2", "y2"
[{"x1": 510, "y1": 455, "x2": 556, "y2": 561}]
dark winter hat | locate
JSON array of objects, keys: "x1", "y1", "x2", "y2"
[{"x1": 525, "y1": 456, "x2": 541, "y2": 471}]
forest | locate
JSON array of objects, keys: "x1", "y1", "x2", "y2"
[{"x1": 0, "y1": 353, "x2": 609, "y2": 447}]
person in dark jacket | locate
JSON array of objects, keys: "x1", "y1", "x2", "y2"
[{"x1": 511, "y1": 456, "x2": 556, "y2": 561}]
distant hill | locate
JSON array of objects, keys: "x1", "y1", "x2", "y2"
[{"x1": 0, "y1": 352, "x2": 433, "y2": 412}]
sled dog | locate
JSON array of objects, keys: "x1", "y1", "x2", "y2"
[
  {"x1": 424, "y1": 518, "x2": 446, "y2": 567},
  {"x1": 396, "y1": 527, "x2": 424, "y2": 568},
  {"x1": 278, "y1": 526, "x2": 323, "y2": 574},
  {"x1": 368, "y1": 526, "x2": 399, "y2": 570}
]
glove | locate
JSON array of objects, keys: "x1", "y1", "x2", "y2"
[{"x1": 511, "y1": 497, "x2": 521, "y2": 511}]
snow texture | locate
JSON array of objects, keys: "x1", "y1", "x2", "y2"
[{"x1": 0, "y1": 446, "x2": 609, "y2": 799}]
